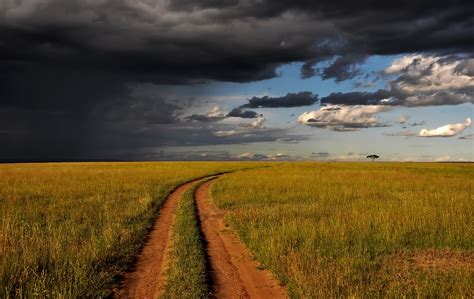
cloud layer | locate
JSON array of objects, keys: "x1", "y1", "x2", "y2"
[
  {"x1": 419, "y1": 118, "x2": 471, "y2": 137},
  {"x1": 240, "y1": 92, "x2": 319, "y2": 108},
  {"x1": 298, "y1": 105, "x2": 390, "y2": 131},
  {"x1": 1, "y1": 1, "x2": 473, "y2": 160},
  {"x1": 321, "y1": 54, "x2": 474, "y2": 107}
]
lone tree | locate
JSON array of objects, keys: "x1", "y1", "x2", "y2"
[{"x1": 366, "y1": 154, "x2": 379, "y2": 162}]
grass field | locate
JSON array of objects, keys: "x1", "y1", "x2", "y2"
[
  {"x1": 0, "y1": 162, "x2": 259, "y2": 298},
  {"x1": 1, "y1": 162, "x2": 472, "y2": 298},
  {"x1": 212, "y1": 162, "x2": 474, "y2": 297}
]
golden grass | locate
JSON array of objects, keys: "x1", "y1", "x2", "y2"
[
  {"x1": 0, "y1": 162, "x2": 262, "y2": 298},
  {"x1": 211, "y1": 162, "x2": 474, "y2": 297}
]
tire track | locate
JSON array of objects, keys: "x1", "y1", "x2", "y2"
[
  {"x1": 116, "y1": 170, "x2": 287, "y2": 299},
  {"x1": 115, "y1": 179, "x2": 199, "y2": 299},
  {"x1": 195, "y1": 179, "x2": 288, "y2": 299}
]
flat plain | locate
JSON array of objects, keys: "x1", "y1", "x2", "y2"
[
  {"x1": 0, "y1": 162, "x2": 258, "y2": 298},
  {"x1": 1, "y1": 162, "x2": 473, "y2": 298},
  {"x1": 212, "y1": 162, "x2": 474, "y2": 297}
]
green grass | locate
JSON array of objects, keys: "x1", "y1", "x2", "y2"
[
  {"x1": 211, "y1": 162, "x2": 474, "y2": 297},
  {"x1": 0, "y1": 162, "x2": 263, "y2": 298},
  {"x1": 163, "y1": 178, "x2": 214, "y2": 299}
]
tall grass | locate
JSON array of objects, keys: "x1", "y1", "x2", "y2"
[
  {"x1": 211, "y1": 162, "x2": 474, "y2": 297},
  {"x1": 0, "y1": 162, "x2": 261, "y2": 298}
]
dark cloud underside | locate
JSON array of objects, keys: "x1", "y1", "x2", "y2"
[
  {"x1": 241, "y1": 92, "x2": 319, "y2": 108},
  {"x1": 321, "y1": 90, "x2": 393, "y2": 106},
  {"x1": 1, "y1": 0, "x2": 473, "y2": 160},
  {"x1": 227, "y1": 108, "x2": 259, "y2": 118}
]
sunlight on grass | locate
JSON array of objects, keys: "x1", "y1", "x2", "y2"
[
  {"x1": 211, "y1": 162, "x2": 474, "y2": 297},
  {"x1": 0, "y1": 162, "x2": 261, "y2": 298}
]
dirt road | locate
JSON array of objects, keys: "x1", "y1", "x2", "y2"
[
  {"x1": 195, "y1": 179, "x2": 288, "y2": 299},
  {"x1": 116, "y1": 175, "x2": 287, "y2": 298},
  {"x1": 116, "y1": 180, "x2": 197, "y2": 299}
]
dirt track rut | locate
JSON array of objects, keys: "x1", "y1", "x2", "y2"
[
  {"x1": 116, "y1": 180, "x2": 196, "y2": 299},
  {"x1": 195, "y1": 179, "x2": 288, "y2": 299},
  {"x1": 116, "y1": 174, "x2": 287, "y2": 299}
]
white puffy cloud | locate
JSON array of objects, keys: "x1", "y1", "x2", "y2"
[
  {"x1": 385, "y1": 55, "x2": 474, "y2": 93},
  {"x1": 384, "y1": 55, "x2": 430, "y2": 75},
  {"x1": 419, "y1": 118, "x2": 471, "y2": 137},
  {"x1": 298, "y1": 105, "x2": 390, "y2": 131},
  {"x1": 321, "y1": 54, "x2": 474, "y2": 106},
  {"x1": 383, "y1": 55, "x2": 474, "y2": 107},
  {"x1": 207, "y1": 106, "x2": 227, "y2": 118}
]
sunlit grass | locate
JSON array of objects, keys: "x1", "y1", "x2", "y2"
[
  {"x1": 211, "y1": 162, "x2": 474, "y2": 297},
  {"x1": 0, "y1": 162, "x2": 262, "y2": 298},
  {"x1": 2, "y1": 162, "x2": 472, "y2": 297}
]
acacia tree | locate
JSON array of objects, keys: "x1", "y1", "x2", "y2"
[{"x1": 366, "y1": 154, "x2": 379, "y2": 162}]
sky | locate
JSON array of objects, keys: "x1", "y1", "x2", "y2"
[{"x1": 1, "y1": 0, "x2": 473, "y2": 162}]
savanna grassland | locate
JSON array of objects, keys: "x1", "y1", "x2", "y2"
[
  {"x1": 212, "y1": 162, "x2": 474, "y2": 297},
  {"x1": 1, "y1": 162, "x2": 473, "y2": 298},
  {"x1": 0, "y1": 162, "x2": 261, "y2": 298}
]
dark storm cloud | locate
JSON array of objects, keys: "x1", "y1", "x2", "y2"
[
  {"x1": 321, "y1": 90, "x2": 393, "y2": 106},
  {"x1": 241, "y1": 92, "x2": 319, "y2": 108},
  {"x1": 2, "y1": 0, "x2": 472, "y2": 86},
  {"x1": 301, "y1": 59, "x2": 320, "y2": 79},
  {"x1": 0, "y1": 83, "x2": 187, "y2": 161},
  {"x1": 96, "y1": 94, "x2": 184, "y2": 124},
  {"x1": 319, "y1": 54, "x2": 368, "y2": 82},
  {"x1": 227, "y1": 108, "x2": 258, "y2": 119},
  {"x1": 1, "y1": 112, "x2": 308, "y2": 161},
  {"x1": 184, "y1": 107, "x2": 258, "y2": 123},
  {"x1": 1, "y1": 0, "x2": 473, "y2": 160}
]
